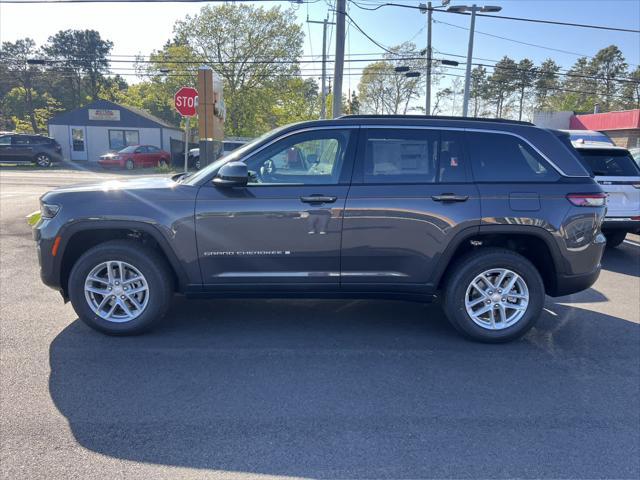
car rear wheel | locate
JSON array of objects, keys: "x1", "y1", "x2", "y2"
[
  {"x1": 125, "y1": 159, "x2": 134, "y2": 170},
  {"x1": 605, "y1": 231, "x2": 626, "y2": 248},
  {"x1": 159, "y1": 159, "x2": 168, "y2": 168},
  {"x1": 35, "y1": 153, "x2": 52, "y2": 167},
  {"x1": 442, "y1": 248, "x2": 544, "y2": 343},
  {"x1": 68, "y1": 240, "x2": 174, "y2": 335}
]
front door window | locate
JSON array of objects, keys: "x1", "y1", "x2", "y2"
[{"x1": 244, "y1": 130, "x2": 351, "y2": 185}]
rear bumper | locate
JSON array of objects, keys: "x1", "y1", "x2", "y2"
[
  {"x1": 602, "y1": 218, "x2": 640, "y2": 233},
  {"x1": 552, "y1": 266, "x2": 601, "y2": 297}
]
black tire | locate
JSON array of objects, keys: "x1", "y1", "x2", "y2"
[
  {"x1": 35, "y1": 153, "x2": 52, "y2": 167},
  {"x1": 125, "y1": 159, "x2": 135, "y2": 170},
  {"x1": 159, "y1": 159, "x2": 168, "y2": 168},
  {"x1": 68, "y1": 240, "x2": 174, "y2": 335},
  {"x1": 442, "y1": 248, "x2": 545, "y2": 343},
  {"x1": 194, "y1": 157, "x2": 200, "y2": 170},
  {"x1": 605, "y1": 231, "x2": 626, "y2": 248}
]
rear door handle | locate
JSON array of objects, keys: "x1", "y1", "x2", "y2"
[
  {"x1": 300, "y1": 195, "x2": 337, "y2": 204},
  {"x1": 431, "y1": 193, "x2": 469, "y2": 203}
]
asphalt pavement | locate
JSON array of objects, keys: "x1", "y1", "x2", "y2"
[{"x1": 1, "y1": 167, "x2": 639, "y2": 479}]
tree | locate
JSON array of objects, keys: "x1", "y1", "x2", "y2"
[
  {"x1": 0, "y1": 38, "x2": 42, "y2": 132},
  {"x1": 358, "y1": 42, "x2": 427, "y2": 115},
  {"x1": 432, "y1": 87, "x2": 452, "y2": 115},
  {"x1": 44, "y1": 29, "x2": 113, "y2": 105},
  {"x1": 469, "y1": 66, "x2": 487, "y2": 117},
  {"x1": 548, "y1": 57, "x2": 598, "y2": 112},
  {"x1": 534, "y1": 58, "x2": 560, "y2": 111},
  {"x1": 3, "y1": 87, "x2": 63, "y2": 133},
  {"x1": 346, "y1": 91, "x2": 360, "y2": 115},
  {"x1": 172, "y1": 3, "x2": 304, "y2": 136},
  {"x1": 515, "y1": 58, "x2": 536, "y2": 121},
  {"x1": 589, "y1": 45, "x2": 628, "y2": 111},
  {"x1": 486, "y1": 56, "x2": 519, "y2": 118},
  {"x1": 620, "y1": 66, "x2": 640, "y2": 110}
]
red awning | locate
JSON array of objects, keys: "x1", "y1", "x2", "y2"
[{"x1": 570, "y1": 109, "x2": 640, "y2": 131}]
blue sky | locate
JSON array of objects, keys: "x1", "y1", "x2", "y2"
[{"x1": 1, "y1": 0, "x2": 639, "y2": 104}]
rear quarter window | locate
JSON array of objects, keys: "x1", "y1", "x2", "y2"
[{"x1": 466, "y1": 131, "x2": 560, "y2": 182}]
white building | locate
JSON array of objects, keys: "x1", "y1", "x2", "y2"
[{"x1": 48, "y1": 100, "x2": 183, "y2": 163}]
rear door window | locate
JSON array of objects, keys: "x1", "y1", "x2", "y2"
[
  {"x1": 576, "y1": 150, "x2": 640, "y2": 176},
  {"x1": 358, "y1": 129, "x2": 470, "y2": 184},
  {"x1": 362, "y1": 129, "x2": 439, "y2": 184},
  {"x1": 466, "y1": 131, "x2": 559, "y2": 182}
]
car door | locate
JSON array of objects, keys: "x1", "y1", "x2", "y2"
[
  {"x1": 341, "y1": 127, "x2": 481, "y2": 291},
  {"x1": 195, "y1": 127, "x2": 357, "y2": 290},
  {"x1": 134, "y1": 146, "x2": 148, "y2": 167},
  {"x1": 0, "y1": 135, "x2": 13, "y2": 161},
  {"x1": 11, "y1": 135, "x2": 34, "y2": 162}
]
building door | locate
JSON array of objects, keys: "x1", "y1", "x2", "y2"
[{"x1": 70, "y1": 126, "x2": 87, "y2": 161}]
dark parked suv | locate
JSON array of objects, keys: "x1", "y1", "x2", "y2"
[
  {"x1": 0, "y1": 133, "x2": 63, "y2": 167},
  {"x1": 33, "y1": 116, "x2": 606, "y2": 342}
]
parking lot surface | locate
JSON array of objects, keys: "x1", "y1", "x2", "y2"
[{"x1": 1, "y1": 168, "x2": 639, "y2": 479}]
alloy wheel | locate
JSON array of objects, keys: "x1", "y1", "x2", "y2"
[
  {"x1": 84, "y1": 261, "x2": 150, "y2": 323},
  {"x1": 464, "y1": 268, "x2": 529, "y2": 330}
]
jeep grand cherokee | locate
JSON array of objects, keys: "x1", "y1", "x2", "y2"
[{"x1": 33, "y1": 116, "x2": 606, "y2": 342}]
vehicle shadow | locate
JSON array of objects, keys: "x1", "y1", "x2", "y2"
[
  {"x1": 600, "y1": 241, "x2": 640, "y2": 277},
  {"x1": 49, "y1": 298, "x2": 639, "y2": 478}
]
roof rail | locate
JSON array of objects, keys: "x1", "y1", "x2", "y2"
[{"x1": 337, "y1": 114, "x2": 534, "y2": 126}]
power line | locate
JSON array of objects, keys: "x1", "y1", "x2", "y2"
[{"x1": 347, "y1": 0, "x2": 640, "y2": 33}]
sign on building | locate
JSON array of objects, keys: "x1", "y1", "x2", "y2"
[{"x1": 88, "y1": 109, "x2": 121, "y2": 121}]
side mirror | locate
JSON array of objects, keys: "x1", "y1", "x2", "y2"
[{"x1": 213, "y1": 161, "x2": 248, "y2": 187}]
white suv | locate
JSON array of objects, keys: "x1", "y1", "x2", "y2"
[{"x1": 573, "y1": 144, "x2": 640, "y2": 247}]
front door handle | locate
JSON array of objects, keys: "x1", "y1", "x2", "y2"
[
  {"x1": 431, "y1": 193, "x2": 469, "y2": 203},
  {"x1": 300, "y1": 195, "x2": 337, "y2": 204}
]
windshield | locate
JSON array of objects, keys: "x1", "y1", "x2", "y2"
[
  {"x1": 182, "y1": 126, "x2": 288, "y2": 185},
  {"x1": 118, "y1": 146, "x2": 138, "y2": 153},
  {"x1": 576, "y1": 149, "x2": 640, "y2": 177}
]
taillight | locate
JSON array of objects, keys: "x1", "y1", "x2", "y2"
[{"x1": 566, "y1": 193, "x2": 607, "y2": 207}]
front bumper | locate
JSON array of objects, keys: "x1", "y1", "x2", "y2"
[
  {"x1": 98, "y1": 158, "x2": 124, "y2": 168},
  {"x1": 33, "y1": 223, "x2": 62, "y2": 292}
]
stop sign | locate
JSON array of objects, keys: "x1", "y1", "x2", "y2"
[{"x1": 174, "y1": 86, "x2": 198, "y2": 117}]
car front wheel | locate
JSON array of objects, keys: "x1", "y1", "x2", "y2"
[
  {"x1": 125, "y1": 159, "x2": 134, "y2": 170},
  {"x1": 442, "y1": 248, "x2": 544, "y2": 343},
  {"x1": 68, "y1": 240, "x2": 174, "y2": 335}
]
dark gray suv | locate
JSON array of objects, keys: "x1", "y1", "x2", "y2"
[
  {"x1": 33, "y1": 116, "x2": 607, "y2": 342},
  {"x1": 0, "y1": 133, "x2": 63, "y2": 167}
]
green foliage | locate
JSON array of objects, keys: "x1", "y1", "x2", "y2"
[
  {"x1": 358, "y1": 42, "x2": 428, "y2": 115},
  {"x1": 170, "y1": 3, "x2": 306, "y2": 136},
  {"x1": 44, "y1": 29, "x2": 113, "y2": 103}
]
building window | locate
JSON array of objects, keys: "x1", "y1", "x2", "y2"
[{"x1": 109, "y1": 130, "x2": 139, "y2": 151}]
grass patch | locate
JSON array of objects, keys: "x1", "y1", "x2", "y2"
[
  {"x1": 26, "y1": 210, "x2": 41, "y2": 226},
  {"x1": 154, "y1": 165, "x2": 176, "y2": 174}
]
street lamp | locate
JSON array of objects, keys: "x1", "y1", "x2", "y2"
[{"x1": 447, "y1": 4, "x2": 502, "y2": 116}]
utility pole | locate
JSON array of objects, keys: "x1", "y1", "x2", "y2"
[
  {"x1": 461, "y1": 6, "x2": 476, "y2": 117},
  {"x1": 333, "y1": 0, "x2": 346, "y2": 118},
  {"x1": 308, "y1": 16, "x2": 335, "y2": 119},
  {"x1": 420, "y1": 3, "x2": 433, "y2": 115},
  {"x1": 447, "y1": 3, "x2": 502, "y2": 117}
]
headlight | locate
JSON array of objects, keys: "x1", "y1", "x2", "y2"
[{"x1": 41, "y1": 202, "x2": 60, "y2": 218}]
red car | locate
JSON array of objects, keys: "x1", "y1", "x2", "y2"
[{"x1": 99, "y1": 145, "x2": 171, "y2": 170}]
